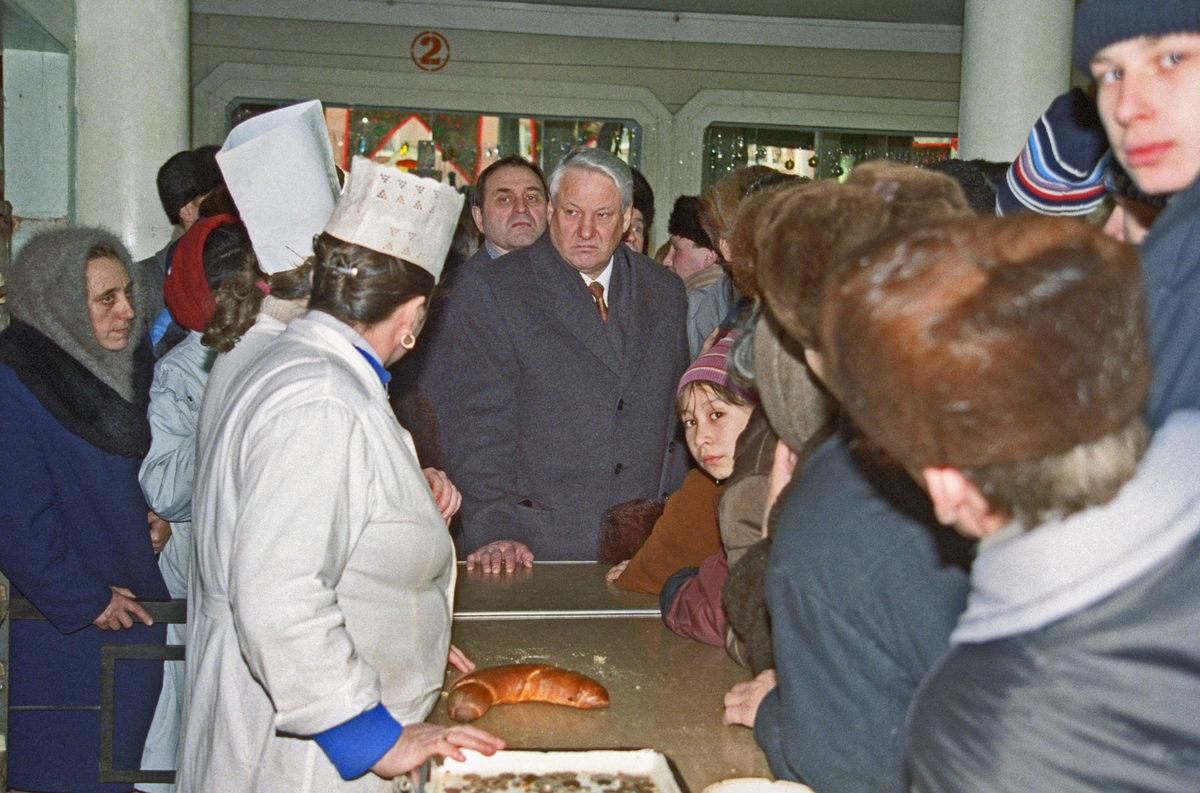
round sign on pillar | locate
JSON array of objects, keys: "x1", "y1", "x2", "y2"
[{"x1": 411, "y1": 31, "x2": 450, "y2": 71}]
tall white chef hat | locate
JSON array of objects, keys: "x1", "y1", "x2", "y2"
[
  {"x1": 322, "y1": 155, "x2": 464, "y2": 282},
  {"x1": 216, "y1": 100, "x2": 340, "y2": 275}
]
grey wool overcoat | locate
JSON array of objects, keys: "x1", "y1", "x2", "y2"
[{"x1": 423, "y1": 231, "x2": 690, "y2": 559}]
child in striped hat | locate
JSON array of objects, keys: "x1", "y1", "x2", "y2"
[{"x1": 605, "y1": 333, "x2": 757, "y2": 593}]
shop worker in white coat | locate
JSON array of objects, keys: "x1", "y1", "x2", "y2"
[{"x1": 177, "y1": 156, "x2": 503, "y2": 792}]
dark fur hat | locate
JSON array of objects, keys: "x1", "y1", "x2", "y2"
[
  {"x1": 756, "y1": 160, "x2": 973, "y2": 350},
  {"x1": 821, "y1": 214, "x2": 1149, "y2": 469},
  {"x1": 631, "y1": 167, "x2": 655, "y2": 230},
  {"x1": 598, "y1": 497, "x2": 666, "y2": 564},
  {"x1": 667, "y1": 195, "x2": 714, "y2": 251},
  {"x1": 157, "y1": 146, "x2": 225, "y2": 226},
  {"x1": 725, "y1": 179, "x2": 809, "y2": 299}
]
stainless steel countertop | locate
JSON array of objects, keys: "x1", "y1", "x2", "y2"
[
  {"x1": 454, "y1": 561, "x2": 660, "y2": 619},
  {"x1": 442, "y1": 563, "x2": 773, "y2": 791}
]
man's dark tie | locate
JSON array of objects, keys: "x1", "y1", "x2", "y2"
[{"x1": 588, "y1": 282, "x2": 608, "y2": 323}]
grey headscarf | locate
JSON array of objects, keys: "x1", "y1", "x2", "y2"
[{"x1": 6, "y1": 227, "x2": 148, "y2": 401}]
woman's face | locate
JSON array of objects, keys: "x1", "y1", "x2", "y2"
[
  {"x1": 85, "y1": 256, "x2": 135, "y2": 351},
  {"x1": 681, "y1": 385, "x2": 754, "y2": 481}
]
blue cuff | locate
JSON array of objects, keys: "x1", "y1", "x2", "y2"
[{"x1": 312, "y1": 703, "x2": 403, "y2": 780}]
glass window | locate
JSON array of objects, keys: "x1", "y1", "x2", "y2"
[
  {"x1": 703, "y1": 124, "x2": 956, "y2": 188},
  {"x1": 229, "y1": 100, "x2": 641, "y2": 187}
]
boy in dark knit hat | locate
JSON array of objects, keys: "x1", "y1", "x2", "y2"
[
  {"x1": 1074, "y1": 0, "x2": 1200, "y2": 429},
  {"x1": 818, "y1": 213, "x2": 1200, "y2": 791}
]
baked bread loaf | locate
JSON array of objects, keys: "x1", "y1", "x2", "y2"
[{"x1": 447, "y1": 663, "x2": 610, "y2": 722}]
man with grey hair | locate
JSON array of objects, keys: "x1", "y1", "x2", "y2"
[{"x1": 425, "y1": 148, "x2": 689, "y2": 570}]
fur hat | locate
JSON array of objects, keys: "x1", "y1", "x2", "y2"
[
  {"x1": 1073, "y1": 0, "x2": 1200, "y2": 72},
  {"x1": 631, "y1": 167, "x2": 655, "y2": 231},
  {"x1": 922, "y1": 158, "x2": 1009, "y2": 215},
  {"x1": 699, "y1": 166, "x2": 793, "y2": 245},
  {"x1": 667, "y1": 195, "x2": 714, "y2": 251},
  {"x1": 756, "y1": 160, "x2": 973, "y2": 350},
  {"x1": 156, "y1": 147, "x2": 224, "y2": 226},
  {"x1": 724, "y1": 180, "x2": 809, "y2": 300},
  {"x1": 820, "y1": 214, "x2": 1149, "y2": 470}
]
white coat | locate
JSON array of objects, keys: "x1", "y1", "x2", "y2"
[{"x1": 177, "y1": 314, "x2": 455, "y2": 792}]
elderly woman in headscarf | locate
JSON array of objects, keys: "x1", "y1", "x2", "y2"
[
  {"x1": 177, "y1": 157, "x2": 502, "y2": 793},
  {"x1": 0, "y1": 227, "x2": 170, "y2": 792}
]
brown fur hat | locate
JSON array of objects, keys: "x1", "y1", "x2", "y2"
[
  {"x1": 699, "y1": 166, "x2": 796, "y2": 247},
  {"x1": 725, "y1": 179, "x2": 810, "y2": 299},
  {"x1": 756, "y1": 160, "x2": 973, "y2": 350},
  {"x1": 820, "y1": 214, "x2": 1149, "y2": 470},
  {"x1": 598, "y1": 497, "x2": 667, "y2": 564}
]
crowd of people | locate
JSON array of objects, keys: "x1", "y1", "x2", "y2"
[{"x1": 1, "y1": 0, "x2": 1198, "y2": 790}]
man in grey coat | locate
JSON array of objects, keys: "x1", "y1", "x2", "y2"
[
  {"x1": 425, "y1": 148, "x2": 689, "y2": 570},
  {"x1": 818, "y1": 213, "x2": 1200, "y2": 792}
]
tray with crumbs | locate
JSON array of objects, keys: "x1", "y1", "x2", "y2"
[{"x1": 430, "y1": 749, "x2": 687, "y2": 793}]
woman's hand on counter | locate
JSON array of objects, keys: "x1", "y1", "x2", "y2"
[
  {"x1": 93, "y1": 586, "x2": 154, "y2": 630},
  {"x1": 723, "y1": 669, "x2": 777, "y2": 728},
  {"x1": 448, "y1": 644, "x2": 475, "y2": 673},
  {"x1": 423, "y1": 468, "x2": 463, "y2": 523},
  {"x1": 605, "y1": 560, "x2": 630, "y2": 583},
  {"x1": 371, "y1": 723, "x2": 505, "y2": 778},
  {"x1": 466, "y1": 540, "x2": 535, "y2": 573}
]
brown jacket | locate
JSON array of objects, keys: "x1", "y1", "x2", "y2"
[{"x1": 616, "y1": 468, "x2": 723, "y2": 595}]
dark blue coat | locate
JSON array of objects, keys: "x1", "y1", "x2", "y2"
[
  {"x1": 0, "y1": 360, "x2": 167, "y2": 792},
  {"x1": 1141, "y1": 174, "x2": 1200, "y2": 429},
  {"x1": 754, "y1": 431, "x2": 972, "y2": 793}
]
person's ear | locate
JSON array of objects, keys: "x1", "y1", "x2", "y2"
[
  {"x1": 470, "y1": 205, "x2": 485, "y2": 235},
  {"x1": 718, "y1": 238, "x2": 733, "y2": 263},
  {"x1": 802, "y1": 348, "x2": 825, "y2": 382},
  {"x1": 922, "y1": 466, "x2": 1006, "y2": 539},
  {"x1": 621, "y1": 204, "x2": 633, "y2": 234}
]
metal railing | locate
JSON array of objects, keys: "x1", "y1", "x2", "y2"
[{"x1": 2, "y1": 583, "x2": 187, "y2": 788}]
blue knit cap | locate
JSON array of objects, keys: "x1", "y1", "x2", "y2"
[
  {"x1": 1073, "y1": 0, "x2": 1200, "y2": 72},
  {"x1": 996, "y1": 88, "x2": 1111, "y2": 216}
]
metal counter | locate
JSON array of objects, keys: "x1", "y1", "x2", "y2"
[{"x1": 440, "y1": 563, "x2": 773, "y2": 791}]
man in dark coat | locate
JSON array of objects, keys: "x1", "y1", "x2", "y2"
[
  {"x1": 467, "y1": 155, "x2": 548, "y2": 266},
  {"x1": 424, "y1": 148, "x2": 688, "y2": 569}
]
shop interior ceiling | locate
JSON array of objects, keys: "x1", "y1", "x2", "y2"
[
  {"x1": 220, "y1": 0, "x2": 965, "y2": 26},
  {"x1": 485, "y1": 0, "x2": 964, "y2": 25}
]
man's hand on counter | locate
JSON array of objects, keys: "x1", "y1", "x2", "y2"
[
  {"x1": 466, "y1": 540, "x2": 535, "y2": 574},
  {"x1": 371, "y1": 723, "x2": 505, "y2": 778},
  {"x1": 723, "y1": 669, "x2": 777, "y2": 728}
]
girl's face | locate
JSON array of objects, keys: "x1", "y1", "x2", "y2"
[{"x1": 681, "y1": 385, "x2": 754, "y2": 481}]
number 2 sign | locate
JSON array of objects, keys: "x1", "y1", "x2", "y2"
[{"x1": 411, "y1": 31, "x2": 450, "y2": 72}]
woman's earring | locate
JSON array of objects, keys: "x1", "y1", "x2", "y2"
[{"x1": 400, "y1": 329, "x2": 417, "y2": 350}]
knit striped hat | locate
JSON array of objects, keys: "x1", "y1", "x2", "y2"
[
  {"x1": 677, "y1": 332, "x2": 757, "y2": 404},
  {"x1": 996, "y1": 88, "x2": 1110, "y2": 217},
  {"x1": 1073, "y1": 0, "x2": 1200, "y2": 72}
]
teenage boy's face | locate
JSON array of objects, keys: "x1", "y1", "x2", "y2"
[{"x1": 1092, "y1": 32, "x2": 1200, "y2": 196}]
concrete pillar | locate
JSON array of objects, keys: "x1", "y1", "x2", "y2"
[
  {"x1": 957, "y1": 0, "x2": 1075, "y2": 162},
  {"x1": 75, "y1": 0, "x2": 189, "y2": 260}
]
